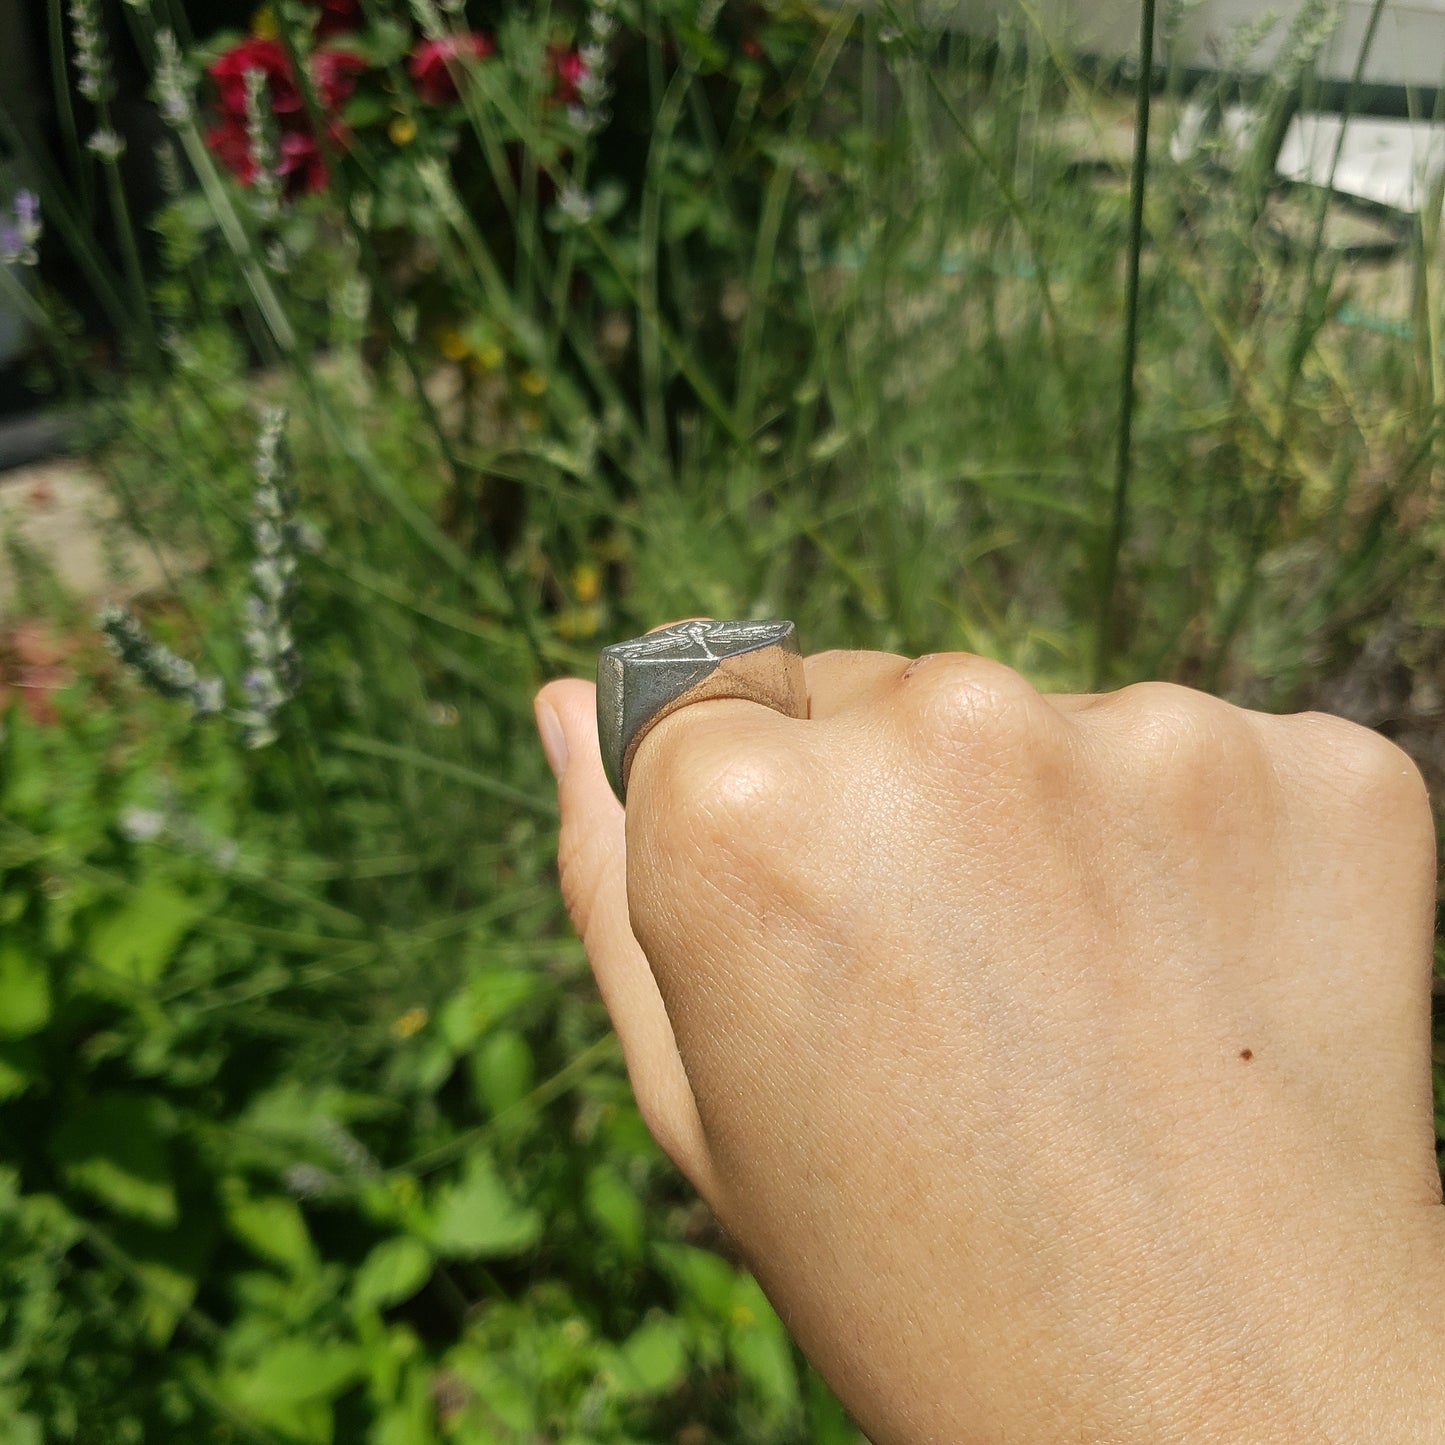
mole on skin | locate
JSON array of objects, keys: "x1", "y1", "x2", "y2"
[{"x1": 1239, "y1": 1048, "x2": 1253, "y2": 1062}]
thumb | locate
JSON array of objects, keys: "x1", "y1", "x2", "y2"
[{"x1": 533, "y1": 679, "x2": 716, "y2": 1193}]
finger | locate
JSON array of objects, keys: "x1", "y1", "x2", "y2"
[
  {"x1": 533, "y1": 679, "x2": 718, "y2": 1196},
  {"x1": 804, "y1": 648, "x2": 911, "y2": 720}
]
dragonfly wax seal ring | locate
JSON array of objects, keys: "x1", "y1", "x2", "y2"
[{"x1": 597, "y1": 619, "x2": 806, "y2": 803}]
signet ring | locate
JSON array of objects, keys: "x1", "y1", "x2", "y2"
[{"x1": 597, "y1": 619, "x2": 807, "y2": 803}]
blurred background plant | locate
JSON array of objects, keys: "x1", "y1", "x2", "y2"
[{"x1": 0, "y1": 0, "x2": 1442, "y2": 1439}]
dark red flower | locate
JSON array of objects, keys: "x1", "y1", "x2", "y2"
[
  {"x1": 407, "y1": 32, "x2": 494, "y2": 106},
  {"x1": 209, "y1": 38, "x2": 303, "y2": 117},
  {"x1": 276, "y1": 127, "x2": 332, "y2": 195},
  {"x1": 309, "y1": 0, "x2": 363, "y2": 38},
  {"x1": 547, "y1": 44, "x2": 586, "y2": 105},
  {"x1": 206, "y1": 118, "x2": 258, "y2": 184},
  {"x1": 206, "y1": 109, "x2": 351, "y2": 195},
  {"x1": 206, "y1": 39, "x2": 366, "y2": 197},
  {"x1": 741, "y1": 36, "x2": 765, "y2": 60},
  {"x1": 312, "y1": 48, "x2": 367, "y2": 109},
  {"x1": 209, "y1": 38, "x2": 366, "y2": 118}
]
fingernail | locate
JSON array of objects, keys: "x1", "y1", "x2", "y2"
[{"x1": 534, "y1": 696, "x2": 569, "y2": 782}]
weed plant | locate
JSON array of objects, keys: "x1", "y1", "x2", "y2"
[{"x1": 0, "y1": 0, "x2": 1442, "y2": 1440}]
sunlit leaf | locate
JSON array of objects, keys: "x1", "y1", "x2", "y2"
[
  {"x1": 51, "y1": 1094, "x2": 176, "y2": 1227},
  {"x1": 427, "y1": 1151, "x2": 541, "y2": 1259},
  {"x1": 0, "y1": 943, "x2": 49, "y2": 1039},
  {"x1": 607, "y1": 1317, "x2": 689, "y2": 1400},
  {"x1": 352, "y1": 1236, "x2": 433, "y2": 1312},
  {"x1": 85, "y1": 879, "x2": 199, "y2": 985}
]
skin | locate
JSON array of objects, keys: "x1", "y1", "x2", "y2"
[{"x1": 533, "y1": 642, "x2": 1445, "y2": 1444}]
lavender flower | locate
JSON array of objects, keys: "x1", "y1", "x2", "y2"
[
  {"x1": 1, "y1": 191, "x2": 42, "y2": 267},
  {"x1": 68, "y1": 0, "x2": 114, "y2": 104},
  {"x1": 153, "y1": 31, "x2": 195, "y2": 127},
  {"x1": 99, "y1": 410, "x2": 309, "y2": 751},
  {"x1": 235, "y1": 407, "x2": 303, "y2": 750},
  {"x1": 86, "y1": 128, "x2": 126, "y2": 162},
  {"x1": 566, "y1": 13, "x2": 615, "y2": 138},
  {"x1": 98, "y1": 604, "x2": 225, "y2": 718},
  {"x1": 555, "y1": 183, "x2": 596, "y2": 228},
  {"x1": 244, "y1": 68, "x2": 281, "y2": 220},
  {"x1": 154, "y1": 141, "x2": 186, "y2": 201}
]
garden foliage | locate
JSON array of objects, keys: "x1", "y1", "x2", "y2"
[{"x1": 0, "y1": 0, "x2": 1443, "y2": 1440}]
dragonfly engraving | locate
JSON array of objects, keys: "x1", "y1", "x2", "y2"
[{"x1": 610, "y1": 619, "x2": 788, "y2": 664}]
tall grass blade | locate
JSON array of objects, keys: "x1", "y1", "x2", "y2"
[{"x1": 1095, "y1": 0, "x2": 1158, "y2": 687}]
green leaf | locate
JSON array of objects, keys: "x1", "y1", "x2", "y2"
[
  {"x1": 342, "y1": 93, "x2": 391, "y2": 128},
  {"x1": 584, "y1": 1164, "x2": 646, "y2": 1261},
  {"x1": 608, "y1": 1317, "x2": 689, "y2": 1400},
  {"x1": 654, "y1": 1242, "x2": 739, "y2": 1316},
  {"x1": 437, "y1": 970, "x2": 540, "y2": 1050},
  {"x1": 469, "y1": 1029, "x2": 534, "y2": 1118},
  {"x1": 85, "y1": 879, "x2": 198, "y2": 985},
  {"x1": 728, "y1": 1275, "x2": 801, "y2": 1418},
  {"x1": 0, "y1": 940, "x2": 50, "y2": 1038},
  {"x1": 116, "y1": 1214, "x2": 213, "y2": 1347},
  {"x1": 352, "y1": 1236, "x2": 433, "y2": 1312},
  {"x1": 51, "y1": 1094, "x2": 176, "y2": 1227},
  {"x1": 0, "y1": 1039, "x2": 39, "y2": 1100},
  {"x1": 227, "y1": 1338, "x2": 364, "y2": 1409},
  {"x1": 427, "y1": 1151, "x2": 541, "y2": 1260},
  {"x1": 223, "y1": 1183, "x2": 317, "y2": 1274}
]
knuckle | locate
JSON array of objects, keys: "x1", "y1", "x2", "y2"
[
  {"x1": 641, "y1": 721, "x2": 805, "y2": 862},
  {"x1": 898, "y1": 654, "x2": 1050, "y2": 760},
  {"x1": 1109, "y1": 682, "x2": 1258, "y2": 807},
  {"x1": 1289, "y1": 712, "x2": 1432, "y2": 815}
]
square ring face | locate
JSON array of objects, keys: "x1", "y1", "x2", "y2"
[
  {"x1": 605, "y1": 619, "x2": 795, "y2": 664},
  {"x1": 597, "y1": 620, "x2": 802, "y2": 802}
]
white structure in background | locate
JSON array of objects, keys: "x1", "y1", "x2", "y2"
[
  {"x1": 948, "y1": 0, "x2": 1445, "y2": 92},
  {"x1": 955, "y1": 0, "x2": 1445, "y2": 215},
  {"x1": 1170, "y1": 103, "x2": 1445, "y2": 212}
]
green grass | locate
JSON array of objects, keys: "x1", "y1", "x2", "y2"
[{"x1": 0, "y1": 0, "x2": 1442, "y2": 1440}]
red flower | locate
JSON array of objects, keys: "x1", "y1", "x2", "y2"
[
  {"x1": 206, "y1": 39, "x2": 366, "y2": 196},
  {"x1": 209, "y1": 39, "x2": 365, "y2": 118},
  {"x1": 547, "y1": 44, "x2": 586, "y2": 105},
  {"x1": 206, "y1": 118, "x2": 258, "y2": 184},
  {"x1": 209, "y1": 38, "x2": 302, "y2": 117},
  {"x1": 407, "y1": 32, "x2": 494, "y2": 105},
  {"x1": 312, "y1": 48, "x2": 367, "y2": 109},
  {"x1": 309, "y1": 0, "x2": 363, "y2": 38},
  {"x1": 741, "y1": 36, "x2": 765, "y2": 60},
  {"x1": 276, "y1": 127, "x2": 340, "y2": 195}
]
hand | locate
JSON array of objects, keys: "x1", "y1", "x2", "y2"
[{"x1": 534, "y1": 644, "x2": 1445, "y2": 1444}]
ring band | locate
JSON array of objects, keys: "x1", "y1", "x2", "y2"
[{"x1": 597, "y1": 619, "x2": 806, "y2": 803}]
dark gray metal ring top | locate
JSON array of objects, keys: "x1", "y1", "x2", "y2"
[{"x1": 597, "y1": 619, "x2": 806, "y2": 803}]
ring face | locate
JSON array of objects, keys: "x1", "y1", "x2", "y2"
[{"x1": 597, "y1": 619, "x2": 805, "y2": 803}]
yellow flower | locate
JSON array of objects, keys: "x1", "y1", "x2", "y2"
[
  {"x1": 251, "y1": 4, "x2": 278, "y2": 38},
  {"x1": 555, "y1": 605, "x2": 601, "y2": 640},
  {"x1": 518, "y1": 368, "x2": 548, "y2": 397},
  {"x1": 392, "y1": 1006, "x2": 429, "y2": 1039},
  {"x1": 388, "y1": 115, "x2": 418, "y2": 146},
  {"x1": 472, "y1": 340, "x2": 504, "y2": 371},
  {"x1": 437, "y1": 329, "x2": 469, "y2": 363},
  {"x1": 572, "y1": 562, "x2": 601, "y2": 604}
]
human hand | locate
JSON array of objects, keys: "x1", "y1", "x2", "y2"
[{"x1": 534, "y1": 643, "x2": 1445, "y2": 1444}]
